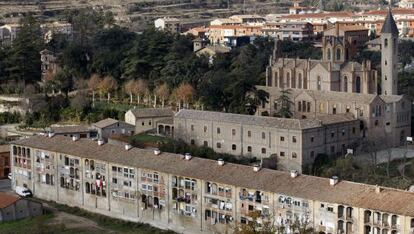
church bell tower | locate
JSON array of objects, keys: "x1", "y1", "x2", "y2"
[{"x1": 381, "y1": 8, "x2": 399, "y2": 95}]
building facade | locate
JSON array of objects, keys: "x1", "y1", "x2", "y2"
[
  {"x1": 0, "y1": 145, "x2": 10, "y2": 179},
  {"x1": 92, "y1": 118, "x2": 135, "y2": 141},
  {"x1": 10, "y1": 135, "x2": 414, "y2": 234},
  {"x1": 124, "y1": 108, "x2": 174, "y2": 134},
  {"x1": 174, "y1": 109, "x2": 360, "y2": 172},
  {"x1": 259, "y1": 9, "x2": 411, "y2": 147},
  {"x1": 0, "y1": 193, "x2": 43, "y2": 222}
]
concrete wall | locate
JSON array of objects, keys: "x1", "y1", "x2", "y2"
[{"x1": 0, "y1": 199, "x2": 42, "y2": 222}]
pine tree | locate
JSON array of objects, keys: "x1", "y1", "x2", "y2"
[{"x1": 275, "y1": 89, "x2": 293, "y2": 118}]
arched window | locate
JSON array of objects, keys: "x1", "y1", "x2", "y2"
[
  {"x1": 356, "y1": 76, "x2": 361, "y2": 93},
  {"x1": 298, "y1": 73, "x2": 302, "y2": 89},
  {"x1": 336, "y1": 48, "x2": 341, "y2": 61},
  {"x1": 327, "y1": 48, "x2": 331, "y2": 60},
  {"x1": 384, "y1": 38, "x2": 388, "y2": 47},
  {"x1": 211, "y1": 183, "x2": 218, "y2": 195},
  {"x1": 343, "y1": 76, "x2": 348, "y2": 92}
]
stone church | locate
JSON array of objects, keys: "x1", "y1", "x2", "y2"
[{"x1": 258, "y1": 9, "x2": 411, "y2": 147}]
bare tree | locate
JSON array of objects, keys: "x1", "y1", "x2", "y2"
[
  {"x1": 133, "y1": 79, "x2": 148, "y2": 105},
  {"x1": 124, "y1": 80, "x2": 135, "y2": 104},
  {"x1": 175, "y1": 83, "x2": 195, "y2": 109},
  {"x1": 88, "y1": 74, "x2": 102, "y2": 106},
  {"x1": 155, "y1": 83, "x2": 170, "y2": 108},
  {"x1": 99, "y1": 76, "x2": 118, "y2": 103}
]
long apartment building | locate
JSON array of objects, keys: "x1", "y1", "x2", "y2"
[
  {"x1": 11, "y1": 135, "x2": 414, "y2": 234},
  {"x1": 174, "y1": 109, "x2": 360, "y2": 172}
]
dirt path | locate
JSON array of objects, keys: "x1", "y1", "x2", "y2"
[{"x1": 43, "y1": 203, "x2": 105, "y2": 231}]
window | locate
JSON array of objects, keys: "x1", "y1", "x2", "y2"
[
  {"x1": 232, "y1": 144, "x2": 237, "y2": 151},
  {"x1": 149, "y1": 121, "x2": 152, "y2": 125},
  {"x1": 142, "y1": 122, "x2": 145, "y2": 126},
  {"x1": 216, "y1": 142, "x2": 221, "y2": 148},
  {"x1": 311, "y1": 136, "x2": 314, "y2": 142},
  {"x1": 352, "y1": 127, "x2": 356, "y2": 134},
  {"x1": 248, "y1": 131, "x2": 251, "y2": 137},
  {"x1": 203, "y1": 141, "x2": 208, "y2": 147},
  {"x1": 191, "y1": 125, "x2": 194, "y2": 131},
  {"x1": 331, "y1": 132, "x2": 335, "y2": 138},
  {"x1": 327, "y1": 48, "x2": 331, "y2": 60},
  {"x1": 384, "y1": 38, "x2": 388, "y2": 47},
  {"x1": 336, "y1": 48, "x2": 341, "y2": 61},
  {"x1": 190, "y1": 139, "x2": 195, "y2": 145},
  {"x1": 204, "y1": 126, "x2": 207, "y2": 133},
  {"x1": 280, "y1": 136, "x2": 285, "y2": 142},
  {"x1": 247, "y1": 146, "x2": 252, "y2": 153},
  {"x1": 292, "y1": 152, "x2": 297, "y2": 158},
  {"x1": 327, "y1": 207, "x2": 334, "y2": 212},
  {"x1": 307, "y1": 102, "x2": 310, "y2": 112},
  {"x1": 262, "y1": 132, "x2": 266, "y2": 139},
  {"x1": 342, "y1": 129, "x2": 345, "y2": 136},
  {"x1": 232, "y1": 129, "x2": 236, "y2": 136},
  {"x1": 333, "y1": 105, "x2": 337, "y2": 114},
  {"x1": 112, "y1": 178, "x2": 118, "y2": 184},
  {"x1": 346, "y1": 106, "x2": 350, "y2": 113},
  {"x1": 261, "y1": 148, "x2": 266, "y2": 154},
  {"x1": 317, "y1": 76, "x2": 321, "y2": 90},
  {"x1": 280, "y1": 152, "x2": 285, "y2": 157},
  {"x1": 217, "y1": 127, "x2": 221, "y2": 134},
  {"x1": 292, "y1": 136, "x2": 297, "y2": 143},
  {"x1": 298, "y1": 101, "x2": 302, "y2": 112}
]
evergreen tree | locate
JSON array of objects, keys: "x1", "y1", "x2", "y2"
[
  {"x1": 6, "y1": 15, "x2": 42, "y2": 83},
  {"x1": 275, "y1": 89, "x2": 293, "y2": 118}
]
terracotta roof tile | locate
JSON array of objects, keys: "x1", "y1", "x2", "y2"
[{"x1": 0, "y1": 193, "x2": 19, "y2": 208}]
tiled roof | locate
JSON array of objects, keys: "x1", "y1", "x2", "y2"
[
  {"x1": 12, "y1": 135, "x2": 414, "y2": 217},
  {"x1": 92, "y1": 118, "x2": 119, "y2": 129},
  {"x1": 129, "y1": 108, "x2": 174, "y2": 118},
  {"x1": 381, "y1": 9, "x2": 399, "y2": 35},
  {"x1": 0, "y1": 193, "x2": 19, "y2": 209},
  {"x1": 49, "y1": 125, "x2": 91, "y2": 134},
  {"x1": 175, "y1": 109, "x2": 356, "y2": 130}
]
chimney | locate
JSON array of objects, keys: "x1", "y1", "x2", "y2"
[
  {"x1": 48, "y1": 132, "x2": 55, "y2": 138},
  {"x1": 330, "y1": 176, "x2": 339, "y2": 186},
  {"x1": 217, "y1": 158, "x2": 225, "y2": 166},
  {"x1": 184, "y1": 153, "x2": 192, "y2": 160},
  {"x1": 375, "y1": 185, "x2": 382, "y2": 194},
  {"x1": 154, "y1": 148, "x2": 161, "y2": 155},
  {"x1": 290, "y1": 170, "x2": 298, "y2": 178},
  {"x1": 72, "y1": 135, "x2": 79, "y2": 141},
  {"x1": 97, "y1": 139, "x2": 105, "y2": 146},
  {"x1": 253, "y1": 164, "x2": 261, "y2": 172},
  {"x1": 125, "y1": 144, "x2": 132, "y2": 151}
]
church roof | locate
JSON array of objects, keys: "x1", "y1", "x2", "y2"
[{"x1": 381, "y1": 9, "x2": 399, "y2": 35}]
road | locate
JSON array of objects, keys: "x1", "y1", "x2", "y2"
[{"x1": 0, "y1": 179, "x2": 11, "y2": 192}]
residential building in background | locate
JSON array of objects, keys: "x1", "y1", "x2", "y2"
[
  {"x1": 0, "y1": 24, "x2": 20, "y2": 46},
  {"x1": 46, "y1": 125, "x2": 97, "y2": 139},
  {"x1": 10, "y1": 135, "x2": 414, "y2": 234},
  {"x1": 154, "y1": 17, "x2": 181, "y2": 33},
  {"x1": 40, "y1": 49, "x2": 60, "y2": 83},
  {"x1": 0, "y1": 145, "x2": 10, "y2": 179},
  {"x1": 174, "y1": 109, "x2": 360, "y2": 172},
  {"x1": 262, "y1": 22, "x2": 314, "y2": 41},
  {"x1": 92, "y1": 118, "x2": 135, "y2": 141},
  {"x1": 124, "y1": 108, "x2": 174, "y2": 134}
]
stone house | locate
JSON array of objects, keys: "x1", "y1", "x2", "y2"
[
  {"x1": 124, "y1": 108, "x2": 174, "y2": 134},
  {"x1": 0, "y1": 192, "x2": 42, "y2": 222},
  {"x1": 92, "y1": 118, "x2": 135, "y2": 141}
]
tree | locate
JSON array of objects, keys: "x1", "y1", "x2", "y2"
[
  {"x1": 70, "y1": 92, "x2": 90, "y2": 112},
  {"x1": 6, "y1": 15, "x2": 42, "y2": 83},
  {"x1": 124, "y1": 80, "x2": 136, "y2": 104},
  {"x1": 275, "y1": 89, "x2": 293, "y2": 118},
  {"x1": 99, "y1": 76, "x2": 118, "y2": 103},
  {"x1": 174, "y1": 83, "x2": 195, "y2": 109},
  {"x1": 133, "y1": 79, "x2": 148, "y2": 105},
  {"x1": 88, "y1": 74, "x2": 102, "y2": 106},
  {"x1": 155, "y1": 83, "x2": 170, "y2": 108}
]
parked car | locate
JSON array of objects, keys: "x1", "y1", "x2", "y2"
[{"x1": 15, "y1": 186, "x2": 32, "y2": 197}]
